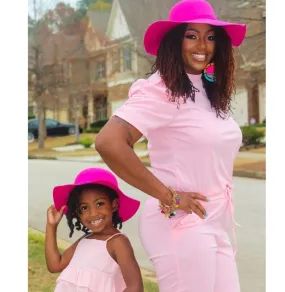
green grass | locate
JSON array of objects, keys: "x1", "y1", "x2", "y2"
[
  {"x1": 28, "y1": 231, "x2": 158, "y2": 292},
  {"x1": 143, "y1": 280, "x2": 159, "y2": 291}
]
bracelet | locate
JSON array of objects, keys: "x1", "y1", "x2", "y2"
[{"x1": 159, "y1": 186, "x2": 181, "y2": 218}]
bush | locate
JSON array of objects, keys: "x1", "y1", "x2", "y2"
[
  {"x1": 261, "y1": 117, "x2": 266, "y2": 126},
  {"x1": 90, "y1": 119, "x2": 108, "y2": 128},
  {"x1": 83, "y1": 127, "x2": 102, "y2": 134},
  {"x1": 241, "y1": 126, "x2": 265, "y2": 146},
  {"x1": 255, "y1": 117, "x2": 266, "y2": 128},
  {"x1": 79, "y1": 137, "x2": 94, "y2": 148},
  {"x1": 29, "y1": 114, "x2": 36, "y2": 120}
]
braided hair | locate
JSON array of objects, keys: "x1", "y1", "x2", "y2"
[
  {"x1": 150, "y1": 23, "x2": 236, "y2": 118},
  {"x1": 66, "y1": 184, "x2": 123, "y2": 238}
]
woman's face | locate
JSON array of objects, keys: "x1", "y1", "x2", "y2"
[{"x1": 182, "y1": 23, "x2": 216, "y2": 75}]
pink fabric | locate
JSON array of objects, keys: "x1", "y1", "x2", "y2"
[
  {"x1": 114, "y1": 72, "x2": 242, "y2": 291},
  {"x1": 54, "y1": 234, "x2": 126, "y2": 292},
  {"x1": 144, "y1": 0, "x2": 246, "y2": 55}
]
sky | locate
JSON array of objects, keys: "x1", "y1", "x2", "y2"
[{"x1": 28, "y1": 0, "x2": 78, "y2": 18}]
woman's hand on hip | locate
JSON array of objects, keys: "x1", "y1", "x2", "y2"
[{"x1": 177, "y1": 192, "x2": 209, "y2": 219}]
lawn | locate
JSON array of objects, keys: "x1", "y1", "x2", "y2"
[
  {"x1": 28, "y1": 231, "x2": 158, "y2": 292},
  {"x1": 28, "y1": 134, "x2": 148, "y2": 159},
  {"x1": 28, "y1": 135, "x2": 265, "y2": 174},
  {"x1": 28, "y1": 134, "x2": 96, "y2": 151}
]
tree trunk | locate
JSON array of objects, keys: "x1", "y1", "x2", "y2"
[
  {"x1": 74, "y1": 95, "x2": 80, "y2": 143},
  {"x1": 38, "y1": 100, "x2": 46, "y2": 149},
  {"x1": 246, "y1": 78, "x2": 260, "y2": 124}
]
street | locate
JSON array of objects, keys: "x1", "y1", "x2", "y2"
[{"x1": 29, "y1": 160, "x2": 265, "y2": 292}]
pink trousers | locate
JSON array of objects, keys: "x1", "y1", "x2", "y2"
[{"x1": 139, "y1": 187, "x2": 240, "y2": 292}]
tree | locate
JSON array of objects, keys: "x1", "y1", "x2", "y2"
[
  {"x1": 89, "y1": 1, "x2": 112, "y2": 11},
  {"x1": 28, "y1": 0, "x2": 54, "y2": 149},
  {"x1": 77, "y1": 0, "x2": 112, "y2": 18},
  {"x1": 28, "y1": 1, "x2": 88, "y2": 148}
]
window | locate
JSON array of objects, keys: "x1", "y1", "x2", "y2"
[
  {"x1": 46, "y1": 119, "x2": 58, "y2": 127},
  {"x1": 123, "y1": 47, "x2": 132, "y2": 71},
  {"x1": 29, "y1": 120, "x2": 38, "y2": 128},
  {"x1": 63, "y1": 62, "x2": 72, "y2": 80},
  {"x1": 28, "y1": 105, "x2": 34, "y2": 115},
  {"x1": 112, "y1": 49, "x2": 121, "y2": 73},
  {"x1": 95, "y1": 60, "x2": 106, "y2": 80},
  {"x1": 89, "y1": 60, "x2": 96, "y2": 82}
]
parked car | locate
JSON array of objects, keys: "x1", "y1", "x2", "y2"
[{"x1": 28, "y1": 118, "x2": 82, "y2": 143}]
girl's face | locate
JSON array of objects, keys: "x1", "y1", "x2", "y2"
[
  {"x1": 182, "y1": 23, "x2": 216, "y2": 75},
  {"x1": 77, "y1": 189, "x2": 118, "y2": 234}
]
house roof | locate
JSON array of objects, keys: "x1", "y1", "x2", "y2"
[
  {"x1": 87, "y1": 10, "x2": 110, "y2": 35},
  {"x1": 85, "y1": 10, "x2": 111, "y2": 52},
  {"x1": 118, "y1": 0, "x2": 178, "y2": 41}
]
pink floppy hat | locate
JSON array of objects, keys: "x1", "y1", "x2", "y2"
[
  {"x1": 53, "y1": 168, "x2": 140, "y2": 223},
  {"x1": 144, "y1": 0, "x2": 246, "y2": 56}
]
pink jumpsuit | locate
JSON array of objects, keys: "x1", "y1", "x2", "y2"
[{"x1": 114, "y1": 72, "x2": 242, "y2": 292}]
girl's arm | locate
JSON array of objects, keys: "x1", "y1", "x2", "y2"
[
  {"x1": 45, "y1": 222, "x2": 84, "y2": 273},
  {"x1": 111, "y1": 235, "x2": 144, "y2": 292},
  {"x1": 45, "y1": 205, "x2": 85, "y2": 273}
]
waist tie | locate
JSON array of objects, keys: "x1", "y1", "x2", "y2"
[
  {"x1": 224, "y1": 184, "x2": 240, "y2": 258},
  {"x1": 207, "y1": 184, "x2": 240, "y2": 258}
]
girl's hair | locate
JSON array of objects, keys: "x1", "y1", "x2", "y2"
[
  {"x1": 66, "y1": 184, "x2": 123, "y2": 238},
  {"x1": 150, "y1": 23, "x2": 235, "y2": 118}
]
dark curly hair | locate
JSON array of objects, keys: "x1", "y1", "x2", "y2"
[
  {"x1": 150, "y1": 23, "x2": 235, "y2": 118},
  {"x1": 66, "y1": 184, "x2": 123, "y2": 238}
]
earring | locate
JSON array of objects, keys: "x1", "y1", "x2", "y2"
[{"x1": 203, "y1": 63, "x2": 215, "y2": 83}]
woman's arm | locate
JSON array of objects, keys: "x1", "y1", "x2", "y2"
[
  {"x1": 111, "y1": 235, "x2": 143, "y2": 292},
  {"x1": 95, "y1": 116, "x2": 172, "y2": 205},
  {"x1": 96, "y1": 117, "x2": 208, "y2": 218}
]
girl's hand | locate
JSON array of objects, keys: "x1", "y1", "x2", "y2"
[
  {"x1": 176, "y1": 192, "x2": 208, "y2": 219},
  {"x1": 47, "y1": 205, "x2": 66, "y2": 227}
]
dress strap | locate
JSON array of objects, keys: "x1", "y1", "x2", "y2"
[{"x1": 106, "y1": 233, "x2": 124, "y2": 242}]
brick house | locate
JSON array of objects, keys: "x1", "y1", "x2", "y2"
[
  {"x1": 29, "y1": 0, "x2": 265, "y2": 128},
  {"x1": 84, "y1": 10, "x2": 111, "y2": 126},
  {"x1": 91, "y1": 0, "x2": 265, "y2": 125}
]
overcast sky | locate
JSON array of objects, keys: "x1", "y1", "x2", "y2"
[{"x1": 28, "y1": 0, "x2": 78, "y2": 18}]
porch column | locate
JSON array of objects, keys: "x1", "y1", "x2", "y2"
[
  {"x1": 87, "y1": 93, "x2": 94, "y2": 128},
  {"x1": 246, "y1": 74, "x2": 260, "y2": 124}
]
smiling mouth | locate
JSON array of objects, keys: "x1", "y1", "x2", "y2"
[
  {"x1": 89, "y1": 219, "x2": 103, "y2": 227},
  {"x1": 192, "y1": 54, "x2": 207, "y2": 62}
]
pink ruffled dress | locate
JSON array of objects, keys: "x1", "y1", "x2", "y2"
[{"x1": 54, "y1": 233, "x2": 126, "y2": 292}]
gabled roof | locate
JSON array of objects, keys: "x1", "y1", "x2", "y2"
[
  {"x1": 87, "y1": 10, "x2": 111, "y2": 35},
  {"x1": 118, "y1": 0, "x2": 178, "y2": 40}
]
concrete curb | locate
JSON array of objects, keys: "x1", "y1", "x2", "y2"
[
  {"x1": 28, "y1": 155, "x2": 57, "y2": 160},
  {"x1": 28, "y1": 227, "x2": 157, "y2": 284},
  {"x1": 233, "y1": 170, "x2": 265, "y2": 180},
  {"x1": 28, "y1": 156, "x2": 265, "y2": 180}
]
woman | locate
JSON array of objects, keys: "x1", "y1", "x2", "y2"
[{"x1": 95, "y1": 0, "x2": 246, "y2": 291}]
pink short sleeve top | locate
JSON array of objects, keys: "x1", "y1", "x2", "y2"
[{"x1": 114, "y1": 72, "x2": 242, "y2": 195}]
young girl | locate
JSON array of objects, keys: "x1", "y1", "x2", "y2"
[{"x1": 45, "y1": 167, "x2": 143, "y2": 292}]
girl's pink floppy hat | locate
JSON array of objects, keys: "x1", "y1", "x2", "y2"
[
  {"x1": 144, "y1": 0, "x2": 246, "y2": 56},
  {"x1": 53, "y1": 168, "x2": 140, "y2": 223}
]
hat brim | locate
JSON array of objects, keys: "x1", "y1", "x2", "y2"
[
  {"x1": 53, "y1": 180, "x2": 140, "y2": 223},
  {"x1": 144, "y1": 19, "x2": 246, "y2": 55}
]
